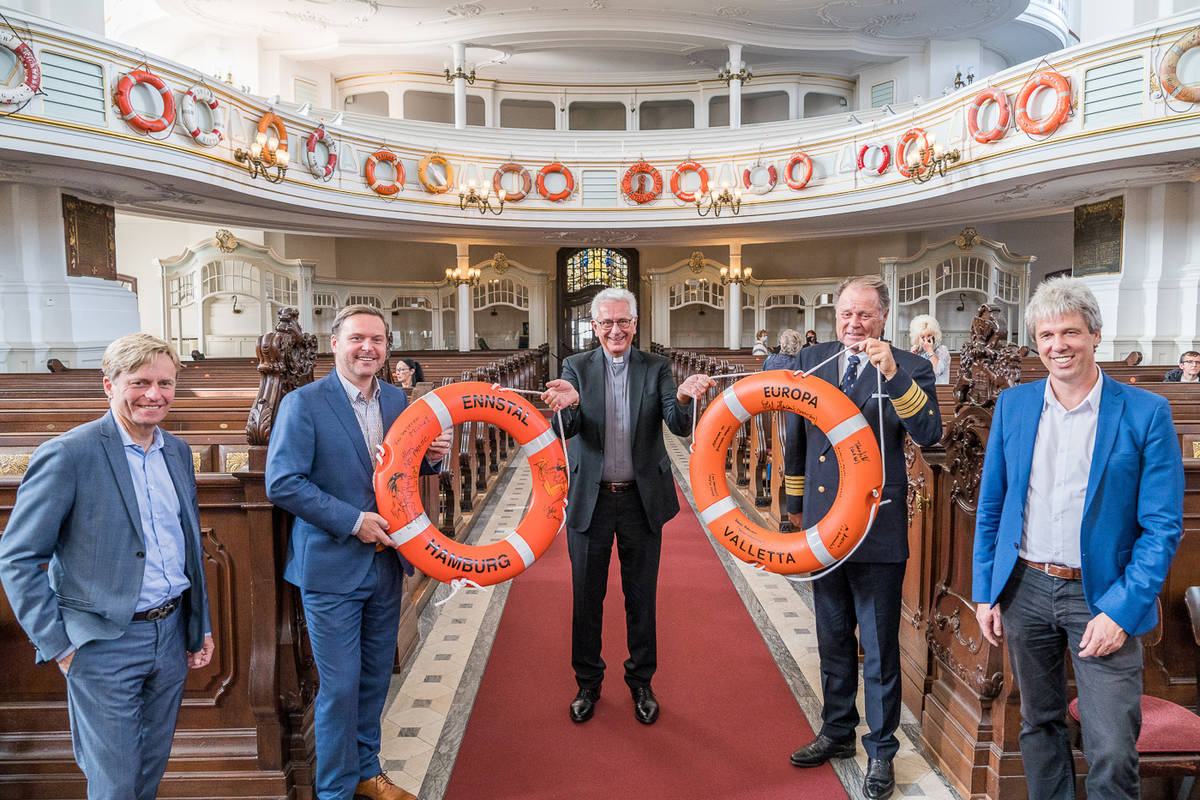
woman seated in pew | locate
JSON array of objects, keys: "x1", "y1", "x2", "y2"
[
  {"x1": 909, "y1": 314, "x2": 951, "y2": 385},
  {"x1": 394, "y1": 358, "x2": 424, "y2": 388},
  {"x1": 763, "y1": 329, "x2": 802, "y2": 371}
]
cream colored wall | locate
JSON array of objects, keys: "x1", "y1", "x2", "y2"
[{"x1": 332, "y1": 239, "x2": 456, "y2": 282}]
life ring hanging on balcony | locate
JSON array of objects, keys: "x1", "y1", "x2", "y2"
[
  {"x1": 741, "y1": 162, "x2": 777, "y2": 195},
  {"x1": 179, "y1": 84, "x2": 222, "y2": 147},
  {"x1": 256, "y1": 111, "x2": 287, "y2": 149},
  {"x1": 306, "y1": 126, "x2": 339, "y2": 180},
  {"x1": 895, "y1": 128, "x2": 930, "y2": 179},
  {"x1": 856, "y1": 143, "x2": 891, "y2": 176},
  {"x1": 784, "y1": 153, "x2": 813, "y2": 190},
  {"x1": 689, "y1": 370, "x2": 882, "y2": 575},
  {"x1": 537, "y1": 162, "x2": 574, "y2": 201},
  {"x1": 622, "y1": 161, "x2": 662, "y2": 204},
  {"x1": 0, "y1": 31, "x2": 41, "y2": 106},
  {"x1": 115, "y1": 69, "x2": 176, "y2": 134},
  {"x1": 1015, "y1": 70, "x2": 1071, "y2": 136},
  {"x1": 1159, "y1": 27, "x2": 1200, "y2": 103},
  {"x1": 418, "y1": 154, "x2": 454, "y2": 193},
  {"x1": 670, "y1": 160, "x2": 710, "y2": 202},
  {"x1": 374, "y1": 382, "x2": 568, "y2": 585},
  {"x1": 966, "y1": 88, "x2": 1011, "y2": 143},
  {"x1": 493, "y1": 162, "x2": 532, "y2": 202},
  {"x1": 366, "y1": 149, "x2": 403, "y2": 196}
]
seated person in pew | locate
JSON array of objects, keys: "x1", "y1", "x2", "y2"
[
  {"x1": 973, "y1": 277, "x2": 1184, "y2": 800},
  {"x1": 393, "y1": 357, "x2": 424, "y2": 388},
  {"x1": 0, "y1": 333, "x2": 214, "y2": 800},
  {"x1": 1164, "y1": 350, "x2": 1200, "y2": 382},
  {"x1": 763, "y1": 329, "x2": 802, "y2": 371}
]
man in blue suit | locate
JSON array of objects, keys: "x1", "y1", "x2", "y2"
[
  {"x1": 0, "y1": 333, "x2": 213, "y2": 800},
  {"x1": 266, "y1": 304, "x2": 450, "y2": 800},
  {"x1": 973, "y1": 277, "x2": 1184, "y2": 800},
  {"x1": 784, "y1": 275, "x2": 942, "y2": 800}
]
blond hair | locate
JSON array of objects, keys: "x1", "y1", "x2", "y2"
[
  {"x1": 101, "y1": 333, "x2": 181, "y2": 382},
  {"x1": 908, "y1": 314, "x2": 943, "y2": 343},
  {"x1": 331, "y1": 304, "x2": 390, "y2": 341}
]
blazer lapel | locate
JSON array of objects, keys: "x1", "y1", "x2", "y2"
[
  {"x1": 627, "y1": 347, "x2": 645, "y2": 439},
  {"x1": 1009, "y1": 381, "x2": 1045, "y2": 508},
  {"x1": 99, "y1": 412, "x2": 147, "y2": 545},
  {"x1": 1083, "y1": 374, "x2": 1123, "y2": 524},
  {"x1": 323, "y1": 372, "x2": 373, "y2": 475},
  {"x1": 582, "y1": 348, "x2": 606, "y2": 441}
]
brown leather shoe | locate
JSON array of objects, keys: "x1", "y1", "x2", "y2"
[{"x1": 353, "y1": 771, "x2": 417, "y2": 800}]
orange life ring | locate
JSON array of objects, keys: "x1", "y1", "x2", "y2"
[
  {"x1": 115, "y1": 69, "x2": 176, "y2": 134},
  {"x1": 967, "y1": 87, "x2": 1011, "y2": 143},
  {"x1": 537, "y1": 162, "x2": 575, "y2": 201},
  {"x1": 256, "y1": 112, "x2": 288, "y2": 160},
  {"x1": 374, "y1": 382, "x2": 568, "y2": 585},
  {"x1": 689, "y1": 370, "x2": 882, "y2": 575},
  {"x1": 305, "y1": 127, "x2": 338, "y2": 180},
  {"x1": 1015, "y1": 70, "x2": 1071, "y2": 136},
  {"x1": 621, "y1": 161, "x2": 663, "y2": 204},
  {"x1": 365, "y1": 149, "x2": 403, "y2": 196},
  {"x1": 1159, "y1": 28, "x2": 1200, "y2": 103},
  {"x1": 741, "y1": 163, "x2": 777, "y2": 195},
  {"x1": 493, "y1": 162, "x2": 532, "y2": 202},
  {"x1": 784, "y1": 153, "x2": 813, "y2": 190},
  {"x1": 418, "y1": 154, "x2": 454, "y2": 194},
  {"x1": 670, "y1": 160, "x2": 710, "y2": 202},
  {"x1": 856, "y1": 143, "x2": 891, "y2": 175},
  {"x1": 895, "y1": 127, "x2": 931, "y2": 178},
  {"x1": 0, "y1": 31, "x2": 40, "y2": 106}
]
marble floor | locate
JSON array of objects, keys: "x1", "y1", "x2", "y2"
[{"x1": 378, "y1": 433, "x2": 962, "y2": 800}]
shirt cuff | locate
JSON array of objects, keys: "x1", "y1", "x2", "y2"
[
  {"x1": 352, "y1": 511, "x2": 365, "y2": 536},
  {"x1": 55, "y1": 644, "x2": 76, "y2": 663}
]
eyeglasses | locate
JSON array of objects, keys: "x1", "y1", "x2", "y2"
[
  {"x1": 594, "y1": 318, "x2": 634, "y2": 331},
  {"x1": 1183, "y1": 360, "x2": 1200, "y2": 366}
]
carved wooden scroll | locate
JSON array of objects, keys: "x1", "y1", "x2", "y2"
[{"x1": 246, "y1": 307, "x2": 318, "y2": 446}]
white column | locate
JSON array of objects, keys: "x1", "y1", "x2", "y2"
[
  {"x1": 451, "y1": 42, "x2": 467, "y2": 130},
  {"x1": 455, "y1": 243, "x2": 472, "y2": 352},
  {"x1": 628, "y1": 93, "x2": 638, "y2": 131},
  {"x1": 556, "y1": 91, "x2": 568, "y2": 131},
  {"x1": 485, "y1": 83, "x2": 498, "y2": 128},
  {"x1": 696, "y1": 86, "x2": 710, "y2": 128},
  {"x1": 726, "y1": 43, "x2": 744, "y2": 130},
  {"x1": 727, "y1": 244, "x2": 743, "y2": 349}
]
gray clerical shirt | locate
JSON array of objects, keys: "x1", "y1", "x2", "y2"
[{"x1": 600, "y1": 350, "x2": 635, "y2": 481}]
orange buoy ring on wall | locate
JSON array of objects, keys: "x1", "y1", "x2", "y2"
[
  {"x1": 418, "y1": 154, "x2": 454, "y2": 193},
  {"x1": 256, "y1": 111, "x2": 287, "y2": 151},
  {"x1": 493, "y1": 162, "x2": 532, "y2": 202},
  {"x1": 784, "y1": 153, "x2": 813, "y2": 190},
  {"x1": 856, "y1": 143, "x2": 891, "y2": 175},
  {"x1": 967, "y1": 87, "x2": 1011, "y2": 143},
  {"x1": 622, "y1": 161, "x2": 663, "y2": 204},
  {"x1": 895, "y1": 127, "x2": 931, "y2": 178},
  {"x1": 0, "y1": 32, "x2": 40, "y2": 106},
  {"x1": 1159, "y1": 28, "x2": 1200, "y2": 103},
  {"x1": 1015, "y1": 70, "x2": 1071, "y2": 136},
  {"x1": 366, "y1": 149, "x2": 403, "y2": 196},
  {"x1": 670, "y1": 160, "x2": 710, "y2": 202},
  {"x1": 375, "y1": 382, "x2": 568, "y2": 585},
  {"x1": 115, "y1": 69, "x2": 176, "y2": 133},
  {"x1": 537, "y1": 162, "x2": 575, "y2": 201},
  {"x1": 689, "y1": 370, "x2": 882, "y2": 575}
]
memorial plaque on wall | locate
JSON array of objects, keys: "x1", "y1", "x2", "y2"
[
  {"x1": 62, "y1": 194, "x2": 117, "y2": 280},
  {"x1": 1072, "y1": 195, "x2": 1123, "y2": 277}
]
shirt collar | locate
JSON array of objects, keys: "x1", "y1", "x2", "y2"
[
  {"x1": 336, "y1": 368, "x2": 379, "y2": 403},
  {"x1": 602, "y1": 349, "x2": 626, "y2": 368},
  {"x1": 114, "y1": 415, "x2": 163, "y2": 453},
  {"x1": 1043, "y1": 366, "x2": 1103, "y2": 413}
]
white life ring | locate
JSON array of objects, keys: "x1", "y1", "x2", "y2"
[
  {"x1": 0, "y1": 31, "x2": 40, "y2": 106},
  {"x1": 179, "y1": 84, "x2": 222, "y2": 147},
  {"x1": 741, "y1": 163, "x2": 777, "y2": 195},
  {"x1": 306, "y1": 127, "x2": 339, "y2": 180},
  {"x1": 856, "y1": 142, "x2": 891, "y2": 176}
]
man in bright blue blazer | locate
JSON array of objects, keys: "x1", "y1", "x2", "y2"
[
  {"x1": 266, "y1": 305, "x2": 449, "y2": 800},
  {"x1": 973, "y1": 277, "x2": 1184, "y2": 800}
]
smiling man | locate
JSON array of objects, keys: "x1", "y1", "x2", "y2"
[
  {"x1": 0, "y1": 333, "x2": 212, "y2": 800},
  {"x1": 973, "y1": 277, "x2": 1183, "y2": 800}
]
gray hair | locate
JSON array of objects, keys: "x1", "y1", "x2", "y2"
[
  {"x1": 777, "y1": 329, "x2": 803, "y2": 355},
  {"x1": 1025, "y1": 276, "x2": 1102, "y2": 336},
  {"x1": 590, "y1": 287, "x2": 638, "y2": 320},
  {"x1": 908, "y1": 313, "x2": 942, "y2": 343},
  {"x1": 835, "y1": 275, "x2": 890, "y2": 314}
]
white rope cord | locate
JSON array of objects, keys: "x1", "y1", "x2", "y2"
[{"x1": 435, "y1": 577, "x2": 485, "y2": 607}]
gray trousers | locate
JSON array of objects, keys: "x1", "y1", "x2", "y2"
[{"x1": 999, "y1": 562, "x2": 1143, "y2": 800}]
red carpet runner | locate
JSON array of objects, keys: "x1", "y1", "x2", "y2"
[{"x1": 443, "y1": 484, "x2": 847, "y2": 800}]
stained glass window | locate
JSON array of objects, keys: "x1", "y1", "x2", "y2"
[{"x1": 566, "y1": 248, "x2": 628, "y2": 292}]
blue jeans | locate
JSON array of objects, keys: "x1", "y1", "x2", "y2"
[{"x1": 999, "y1": 562, "x2": 1143, "y2": 800}]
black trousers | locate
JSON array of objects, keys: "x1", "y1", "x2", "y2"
[{"x1": 567, "y1": 487, "x2": 662, "y2": 691}]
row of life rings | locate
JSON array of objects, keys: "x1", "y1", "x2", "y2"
[
  {"x1": 0, "y1": 31, "x2": 41, "y2": 106},
  {"x1": 964, "y1": 71, "x2": 1071, "y2": 144}
]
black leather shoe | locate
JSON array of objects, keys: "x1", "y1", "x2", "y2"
[
  {"x1": 788, "y1": 734, "x2": 856, "y2": 767},
  {"x1": 569, "y1": 687, "x2": 600, "y2": 723},
  {"x1": 863, "y1": 757, "x2": 895, "y2": 800},
  {"x1": 631, "y1": 686, "x2": 659, "y2": 725}
]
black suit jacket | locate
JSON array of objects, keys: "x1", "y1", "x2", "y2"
[{"x1": 553, "y1": 347, "x2": 692, "y2": 532}]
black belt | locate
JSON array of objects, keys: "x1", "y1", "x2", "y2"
[
  {"x1": 132, "y1": 597, "x2": 180, "y2": 622},
  {"x1": 600, "y1": 480, "x2": 635, "y2": 493}
]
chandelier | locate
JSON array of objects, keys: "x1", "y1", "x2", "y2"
[
  {"x1": 458, "y1": 179, "x2": 506, "y2": 215},
  {"x1": 446, "y1": 266, "x2": 481, "y2": 287},
  {"x1": 696, "y1": 182, "x2": 742, "y2": 217},
  {"x1": 720, "y1": 265, "x2": 753, "y2": 285},
  {"x1": 717, "y1": 66, "x2": 753, "y2": 85},
  {"x1": 234, "y1": 130, "x2": 289, "y2": 184},
  {"x1": 907, "y1": 139, "x2": 961, "y2": 184},
  {"x1": 444, "y1": 66, "x2": 476, "y2": 85}
]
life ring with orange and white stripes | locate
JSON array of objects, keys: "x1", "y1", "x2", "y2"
[
  {"x1": 784, "y1": 153, "x2": 813, "y2": 190},
  {"x1": 1015, "y1": 70, "x2": 1071, "y2": 136},
  {"x1": 856, "y1": 143, "x2": 891, "y2": 176},
  {"x1": 670, "y1": 160, "x2": 710, "y2": 202},
  {"x1": 689, "y1": 370, "x2": 882, "y2": 575},
  {"x1": 741, "y1": 163, "x2": 777, "y2": 195},
  {"x1": 418, "y1": 154, "x2": 454, "y2": 194},
  {"x1": 622, "y1": 161, "x2": 662, "y2": 204},
  {"x1": 366, "y1": 150, "x2": 403, "y2": 196},
  {"x1": 115, "y1": 69, "x2": 176, "y2": 133},
  {"x1": 967, "y1": 87, "x2": 1011, "y2": 143},
  {"x1": 257, "y1": 112, "x2": 287, "y2": 151},
  {"x1": 306, "y1": 127, "x2": 338, "y2": 180},
  {"x1": 493, "y1": 162, "x2": 532, "y2": 202},
  {"x1": 180, "y1": 84, "x2": 222, "y2": 147},
  {"x1": 895, "y1": 127, "x2": 931, "y2": 179},
  {"x1": 0, "y1": 31, "x2": 40, "y2": 106},
  {"x1": 1159, "y1": 28, "x2": 1200, "y2": 103},
  {"x1": 537, "y1": 162, "x2": 574, "y2": 201},
  {"x1": 374, "y1": 382, "x2": 568, "y2": 585}
]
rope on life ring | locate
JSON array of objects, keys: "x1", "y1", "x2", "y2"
[
  {"x1": 493, "y1": 162, "x2": 532, "y2": 202},
  {"x1": 1015, "y1": 70, "x2": 1071, "y2": 136},
  {"x1": 179, "y1": 83, "x2": 222, "y2": 147},
  {"x1": 365, "y1": 149, "x2": 403, "y2": 196},
  {"x1": 537, "y1": 162, "x2": 575, "y2": 201},
  {"x1": 784, "y1": 153, "x2": 813, "y2": 190},
  {"x1": 966, "y1": 87, "x2": 1011, "y2": 143},
  {"x1": 895, "y1": 128, "x2": 931, "y2": 179},
  {"x1": 0, "y1": 31, "x2": 41, "y2": 106},
  {"x1": 306, "y1": 126, "x2": 339, "y2": 180},
  {"x1": 1159, "y1": 27, "x2": 1200, "y2": 104},
  {"x1": 418, "y1": 153, "x2": 454, "y2": 194},
  {"x1": 114, "y1": 68, "x2": 176, "y2": 134},
  {"x1": 689, "y1": 370, "x2": 882, "y2": 575},
  {"x1": 622, "y1": 161, "x2": 662, "y2": 204},
  {"x1": 669, "y1": 160, "x2": 710, "y2": 202},
  {"x1": 856, "y1": 143, "x2": 891, "y2": 176},
  {"x1": 375, "y1": 382, "x2": 568, "y2": 585},
  {"x1": 741, "y1": 163, "x2": 777, "y2": 195}
]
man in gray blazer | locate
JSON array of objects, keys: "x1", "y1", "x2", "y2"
[
  {"x1": 542, "y1": 287, "x2": 713, "y2": 725},
  {"x1": 0, "y1": 333, "x2": 212, "y2": 800}
]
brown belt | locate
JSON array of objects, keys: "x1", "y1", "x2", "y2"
[
  {"x1": 600, "y1": 480, "x2": 635, "y2": 493},
  {"x1": 1019, "y1": 558, "x2": 1082, "y2": 581},
  {"x1": 132, "y1": 597, "x2": 180, "y2": 622}
]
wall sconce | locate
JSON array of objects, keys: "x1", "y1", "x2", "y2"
[
  {"x1": 444, "y1": 66, "x2": 476, "y2": 84},
  {"x1": 906, "y1": 135, "x2": 961, "y2": 184},
  {"x1": 231, "y1": 295, "x2": 243, "y2": 314},
  {"x1": 719, "y1": 265, "x2": 753, "y2": 285},
  {"x1": 717, "y1": 65, "x2": 753, "y2": 85},
  {"x1": 458, "y1": 179, "x2": 506, "y2": 215},
  {"x1": 446, "y1": 266, "x2": 481, "y2": 287},
  {"x1": 234, "y1": 130, "x2": 289, "y2": 184},
  {"x1": 697, "y1": 182, "x2": 742, "y2": 217},
  {"x1": 953, "y1": 69, "x2": 976, "y2": 90},
  {"x1": 956, "y1": 293, "x2": 966, "y2": 311}
]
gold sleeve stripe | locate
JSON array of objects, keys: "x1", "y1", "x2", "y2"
[
  {"x1": 785, "y1": 476, "x2": 805, "y2": 495},
  {"x1": 892, "y1": 383, "x2": 930, "y2": 419}
]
